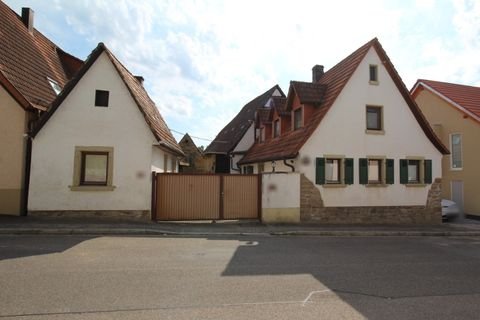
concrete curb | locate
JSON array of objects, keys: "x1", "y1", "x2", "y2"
[{"x1": 1, "y1": 228, "x2": 480, "y2": 237}]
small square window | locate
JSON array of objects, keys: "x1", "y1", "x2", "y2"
[
  {"x1": 95, "y1": 90, "x2": 109, "y2": 107},
  {"x1": 368, "y1": 159, "x2": 382, "y2": 184},
  {"x1": 293, "y1": 108, "x2": 302, "y2": 130},
  {"x1": 369, "y1": 65, "x2": 378, "y2": 82},
  {"x1": 325, "y1": 159, "x2": 341, "y2": 184},
  {"x1": 366, "y1": 106, "x2": 382, "y2": 131},
  {"x1": 408, "y1": 160, "x2": 420, "y2": 183},
  {"x1": 80, "y1": 152, "x2": 109, "y2": 186}
]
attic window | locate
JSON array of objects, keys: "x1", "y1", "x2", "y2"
[
  {"x1": 369, "y1": 65, "x2": 378, "y2": 84},
  {"x1": 95, "y1": 90, "x2": 109, "y2": 107},
  {"x1": 48, "y1": 78, "x2": 62, "y2": 95}
]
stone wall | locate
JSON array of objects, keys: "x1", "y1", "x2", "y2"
[{"x1": 300, "y1": 174, "x2": 442, "y2": 224}]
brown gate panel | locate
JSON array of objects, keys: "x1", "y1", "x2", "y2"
[
  {"x1": 156, "y1": 174, "x2": 220, "y2": 220},
  {"x1": 223, "y1": 175, "x2": 259, "y2": 219}
]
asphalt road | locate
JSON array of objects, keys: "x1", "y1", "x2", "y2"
[{"x1": 1, "y1": 235, "x2": 480, "y2": 319}]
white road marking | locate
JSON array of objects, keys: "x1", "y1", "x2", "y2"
[{"x1": 302, "y1": 290, "x2": 332, "y2": 306}]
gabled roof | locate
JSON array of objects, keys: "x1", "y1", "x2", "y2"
[
  {"x1": 204, "y1": 85, "x2": 285, "y2": 154},
  {"x1": 272, "y1": 96, "x2": 288, "y2": 116},
  {"x1": 33, "y1": 43, "x2": 184, "y2": 156},
  {"x1": 0, "y1": 2, "x2": 83, "y2": 111},
  {"x1": 411, "y1": 79, "x2": 480, "y2": 123},
  {"x1": 287, "y1": 81, "x2": 327, "y2": 108},
  {"x1": 240, "y1": 38, "x2": 448, "y2": 165},
  {"x1": 179, "y1": 133, "x2": 203, "y2": 156}
]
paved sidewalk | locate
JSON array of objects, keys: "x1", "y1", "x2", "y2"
[{"x1": 1, "y1": 215, "x2": 480, "y2": 237}]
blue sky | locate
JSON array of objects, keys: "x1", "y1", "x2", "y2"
[{"x1": 5, "y1": 0, "x2": 480, "y2": 147}]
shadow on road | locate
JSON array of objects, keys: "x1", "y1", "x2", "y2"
[
  {"x1": 0, "y1": 235, "x2": 97, "y2": 260},
  {"x1": 214, "y1": 235, "x2": 480, "y2": 319}
]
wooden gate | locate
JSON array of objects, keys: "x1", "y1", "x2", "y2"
[{"x1": 152, "y1": 173, "x2": 260, "y2": 221}]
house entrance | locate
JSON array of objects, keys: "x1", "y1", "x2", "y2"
[{"x1": 151, "y1": 173, "x2": 260, "y2": 221}]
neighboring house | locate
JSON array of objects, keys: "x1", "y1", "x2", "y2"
[
  {"x1": 411, "y1": 80, "x2": 480, "y2": 219},
  {"x1": 205, "y1": 85, "x2": 285, "y2": 173},
  {"x1": 178, "y1": 133, "x2": 213, "y2": 173},
  {"x1": 0, "y1": 3, "x2": 83, "y2": 215},
  {"x1": 29, "y1": 43, "x2": 183, "y2": 219},
  {"x1": 239, "y1": 38, "x2": 449, "y2": 224}
]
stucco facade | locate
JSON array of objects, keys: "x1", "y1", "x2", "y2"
[
  {"x1": 414, "y1": 88, "x2": 480, "y2": 217},
  {"x1": 29, "y1": 52, "x2": 177, "y2": 215},
  {"x1": 0, "y1": 86, "x2": 27, "y2": 215},
  {"x1": 298, "y1": 47, "x2": 442, "y2": 207}
]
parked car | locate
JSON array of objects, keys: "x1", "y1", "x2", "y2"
[{"x1": 441, "y1": 199, "x2": 461, "y2": 221}]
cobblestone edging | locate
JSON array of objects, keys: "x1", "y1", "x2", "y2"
[{"x1": 300, "y1": 175, "x2": 442, "y2": 224}]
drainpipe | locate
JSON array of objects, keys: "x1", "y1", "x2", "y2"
[
  {"x1": 283, "y1": 159, "x2": 295, "y2": 172},
  {"x1": 230, "y1": 154, "x2": 241, "y2": 173}
]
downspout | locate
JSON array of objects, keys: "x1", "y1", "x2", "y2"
[
  {"x1": 20, "y1": 121, "x2": 34, "y2": 216},
  {"x1": 283, "y1": 159, "x2": 295, "y2": 172},
  {"x1": 230, "y1": 154, "x2": 241, "y2": 173}
]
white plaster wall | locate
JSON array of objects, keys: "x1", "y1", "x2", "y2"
[
  {"x1": 231, "y1": 123, "x2": 255, "y2": 173},
  {"x1": 151, "y1": 147, "x2": 166, "y2": 173},
  {"x1": 298, "y1": 47, "x2": 442, "y2": 206},
  {"x1": 30, "y1": 52, "x2": 158, "y2": 211},
  {"x1": 262, "y1": 173, "x2": 300, "y2": 209}
]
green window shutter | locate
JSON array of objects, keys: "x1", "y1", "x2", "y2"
[
  {"x1": 359, "y1": 158, "x2": 368, "y2": 185},
  {"x1": 315, "y1": 157, "x2": 325, "y2": 185},
  {"x1": 400, "y1": 159, "x2": 408, "y2": 184},
  {"x1": 386, "y1": 159, "x2": 394, "y2": 184},
  {"x1": 424, "y1": 160, "x2": 432, "y2": 184},
  {"x1": 344, "y1": 158, "x2": 354, "y2": 185}
]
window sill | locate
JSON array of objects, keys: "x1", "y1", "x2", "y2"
[
  {"x1": 69, "y1": 185, "x2": 116, "y2": 191},
  {"x1": 369, "y1": 81, "x2": 379, "y2": 85},
  {"x1": 323, "y1": 183, "x2": 347, "y2": 188},
  {"x1": 404, "y1": 183, "x2": 427, "y2": 188},
  {"x1": 365, "y1": 183, "x2": 388, "y2": 188},
  {"x1": 450, "y1": 168, "x2": 463, "y2": 171},
  {"x1": 365, "y1": 129, "x2": 385, "y2": 135}
]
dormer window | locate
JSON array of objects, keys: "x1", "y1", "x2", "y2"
[
  {"x1": 48, "y1": 77, "x2": 62, "y2": 95},
  {"x1": 369, "y1": 65, "x2": 378, "y2": 84},
  {"x1": 293, "y1": 108, "x2": 302, "y2": 130},
  {"x1": 273, "y1": 119, "x2": 280, "y2": 138},
  {"x1": 95, "y1": 90, "x2": 109, "y2": 107}
]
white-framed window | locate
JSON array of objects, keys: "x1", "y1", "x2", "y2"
[
  {"x1": 450, "y1": 133, "x2": 463, "y2": 170},
  {"x1": 407, "y1": 159, "x2": 421, "y2": 183}
]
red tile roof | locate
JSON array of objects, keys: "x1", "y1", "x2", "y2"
[
  {"x1": 240, "y1": 38, "x2": 448, "y2": 164},
  {"x1": 33, "y1": 43, "x2": 184, "y2": 156},
  {"x1": 272, "y1": 96, "x2": 288, "y2": 116},
  {"x1": 0, "y1": 2, "x2": 83, "y2": 111},
  {"x1": 204, "y1": 85, "x2": 285, "y2": 154},
  {"x1": 289, "y1": 81, "x2": 327, "y2": 107},
  {"x1": 412, "y1": 79, "x2": 480, "y2": 122}
]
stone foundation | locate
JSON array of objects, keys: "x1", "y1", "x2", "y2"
[
  {"x1": 300, "y1": 174, "x2": 442, "y2": 224},
  {"x1": 28, "y1": 210, "x2": 150, "y2": 221}
]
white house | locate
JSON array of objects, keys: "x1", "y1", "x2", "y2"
[
  {"x1": 239, "y1": 38, "x2": 449, "y2": 224},
  {"x1": 204, "y1": 85, "x2": 284, "y2": 173},
  {"x1": 29, "y1": 43, "x2": 184, "y2": 219}
]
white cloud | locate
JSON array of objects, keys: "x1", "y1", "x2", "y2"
[{"x1": 5, "y1": 0, "x2": 480, "y2": 145}]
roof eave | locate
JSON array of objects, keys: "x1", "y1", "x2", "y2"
[{"x1": 413, "y1": 81, "x2": 480, "y2": 125}]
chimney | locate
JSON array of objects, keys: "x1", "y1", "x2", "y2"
[
  {"x1": 312, "y1": 64, "x2": 324, "y2": 83},
  {"x1": 134, "y1": 76, "x2": 144, "y2": 85},
  {"x1": 21, "y1": 8, "x2": 34, "y2": 34}
]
